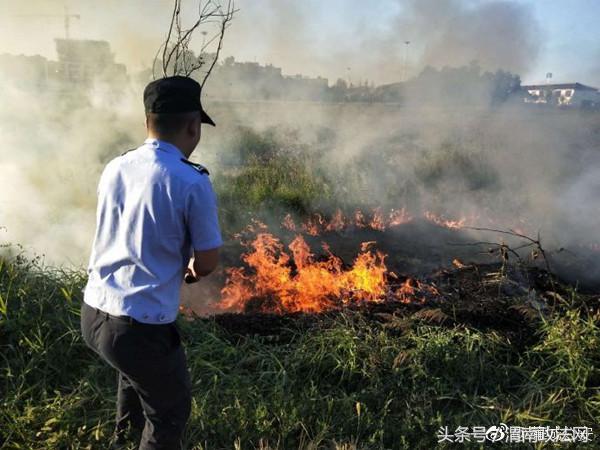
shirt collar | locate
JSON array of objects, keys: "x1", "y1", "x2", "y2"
[{"x1": 144, "y1": 138, "x2": 185, "y2": 158}]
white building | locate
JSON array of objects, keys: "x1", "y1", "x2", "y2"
[{"x1": 522, "y1": 83, "x2": 599, "y2": 108}]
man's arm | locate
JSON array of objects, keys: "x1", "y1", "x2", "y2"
[
  {"x1": 193, "y1": 248, "x2": 220, "y2": 276},
  {"x1": 185, "y1": 248, "x2": 220, "y2": 282},
  {"x1": 183, "y1": 174, "x2": 223, "y2": 283}
]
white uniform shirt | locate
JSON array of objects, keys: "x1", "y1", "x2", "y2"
[{"x1": 83, "y1": 138, "x2": 222, "y2": 324}]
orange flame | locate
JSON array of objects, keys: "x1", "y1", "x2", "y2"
[
  {"x1": 282, "y1": 213, "x2": 296, "y2": 231},
  {"x1": 393, "y1": 278, "x2": 440, "y2": 304},
  {"x1": 325, "y1": 209, "x2": 346, "y2": 232},
  {"x1": 388, "y1": 208, "x2": 413, "y2": 226},
  {"x1": 279, "y1": 207, "x2": 544, "y2": 237},
  {"x1": 369, "y1": 207, "x2": 386, "y2": 231},
  {"x1": 423, "y1": 211, "x2": 469, "y2": 229},
  {"x1": 281, "y1": 208, "x2": 484, "y2": 235},
  {"x1": 302, "y1": 213, "x2": 324, "y2": 236},
  {"x1": 354, "y1": 209, "x2": 368, "y2": 228},
  {"x1": 452, "y1": 258, "x2": 467, "y2": 268},
  {"x1": 218, "y1": 230, "x2": 435, "y2": 313}
]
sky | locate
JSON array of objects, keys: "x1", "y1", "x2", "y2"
[{"x1": 0, "y1": 0, "x2": 598, "y2": 86}]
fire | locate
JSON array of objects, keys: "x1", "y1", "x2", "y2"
[
  {"x1": 354, "y1": 209, "x2": 368, "y2": 228},
  {"x1": 324, "y1": 209, "x2": 346, "y2": 231},
  {"x1": 282, "y1": 208, "x2": 400, "y2": 234},
  {"x1": 396, "y1": 279, "x2": 421, "y2": 302},
  {"x1": 282, "y1": 213, "x2": 296, "y2": 231},
  {"x1": 452, "y1": 258, "x2": 467, "y2": 268},
  {"x1": 370, "y1": 207, "x2": 386, "y2": 231},
  {"x1": 301, "y1": 213, "x2": 324, "y2": 236},
  {"x1": 423, "y1": 211, "x2": 468, "y2": 229},
  {"x1": 388, "y1": 207, "x2": 413, "y2": 226},
  {"x1": 218, "y1": 228, "x2": 437, "y2": 314},
  {"x1": 188, "y1": 210, "x2": 590, "y2": 318},
  {"x1": 280, "y1": 208, "x2": 482, "y2": 235}
]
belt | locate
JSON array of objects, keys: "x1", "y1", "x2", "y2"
[
  {"x1": 84, "y1": 302, "x2": 172, "y2": 327},
  {"x1": 83, "y1": 302, "x2": 174, "y2": 329},
  {"x1": 87, "y1": 303, "x2": 144, "y2": 326}
]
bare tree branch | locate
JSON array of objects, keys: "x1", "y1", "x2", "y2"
[
  {"x1": 153, "y1": 0, "x2": 236, "y2": 83},
  {"x1": 162, "y1": 0, "x2": 180, "y2": 77},
  {"x1": 200, "y1": 1, "x2": 234, "y2": 87},
  {"x1": 464, "y1": 226, "x2": 554, "y2": 274}
]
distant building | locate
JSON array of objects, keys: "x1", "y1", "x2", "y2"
[
  {"x1": 522, "y1": 83, "x2": 599, "y2": 108},
  {"x1": 54, "y1": 38, "x2": 127, "y2": 86},
  {"x1": 0, "y1": 53, "x2": 55, "y2": 89},
  {"x1": 204, "y1": 55, "x2": 329, "y2": 101},
  {"x1": 0, "y1": 39, "x2": 126, "y2": 92}
]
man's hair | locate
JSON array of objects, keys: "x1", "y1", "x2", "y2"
[{"x1": 146, "y1": 111, "x2": 201, "y2": 137}]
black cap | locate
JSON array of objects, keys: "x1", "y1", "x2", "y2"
[{"x1": 143, "y1": 76, "x2": 215, "y2": 126}]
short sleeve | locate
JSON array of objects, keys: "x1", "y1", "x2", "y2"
[{"x1": 184, "y1": 178, "x2": 223, "y2": 251}]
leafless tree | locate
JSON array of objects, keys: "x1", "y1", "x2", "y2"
[{"x1": 153, "y1": 0, "x2": 236, "y2": 86}]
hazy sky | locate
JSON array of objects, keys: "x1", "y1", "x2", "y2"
[{"x1": 0, "y1": 0, "x2": 598, "y2": 86}]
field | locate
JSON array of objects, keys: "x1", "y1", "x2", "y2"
[
  {"x1": 1, "y1": 103, "x2": 600, "y2": 449},
  {"x1": 1, "y1": 251, "x2": 599, "y2": 449}
]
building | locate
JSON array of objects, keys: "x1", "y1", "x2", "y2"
[
  {"x1": 204, "y1": 56, "x2": 329, "y2": 101},
  {"x1": 0, "y1": 39, "x2": 127, "y2": 93},
  {"x1": 0, "y1": 53, "x2": 55, "y2": 89},
  {"x1": 54, "y1": 38, "x2": 126, "y2": 86},
  {"x1": 522, "y1": 83, "x2": 599, "y2": 108}
]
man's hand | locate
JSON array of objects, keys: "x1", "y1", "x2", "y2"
[
  {"x1": 185, "y1": 248, "x2": 220, "y2": 283},
  {"x1": 184, "y1": 267, "x2": 197, "y2": 284}
]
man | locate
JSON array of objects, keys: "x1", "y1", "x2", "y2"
[{"x1": 80, "y1": 76, "x2": 222, "y2": 450}]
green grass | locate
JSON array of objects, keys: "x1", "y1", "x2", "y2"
[
  {"x1": 208, "y1": 125, "x2": 512, "y2": 219},
  {"x1": 217, "y1": 154, "x2": 330, "y2": 214},
  {"x1": 214, "y1": 142, "x2": 333, "y2": 234},
  {"x1": 1, "y1": 253, "x2": 598, "y2": 449}
]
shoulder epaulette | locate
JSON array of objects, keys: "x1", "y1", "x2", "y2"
[
  {"x1": 180, "y1": 158, "x2": 210, "y2": 175},
  {"x1": 121, "y1": 148, "x2": 136, "y2": 156}
]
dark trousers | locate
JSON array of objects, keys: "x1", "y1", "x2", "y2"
[{"x1": 80, "y1": 301, "x2": 192, "y2": 450}]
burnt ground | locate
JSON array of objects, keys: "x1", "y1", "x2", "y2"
[
  {"x1": 183, "y1": 220, "x2": 600, "y2": 340},
  {"x1": 203, "y1": 262, "x2": 599, "y2": 347}
]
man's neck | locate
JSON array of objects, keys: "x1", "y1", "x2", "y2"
[{"x1": 146, "y1": 134, "x2": 192, "y2": 159}]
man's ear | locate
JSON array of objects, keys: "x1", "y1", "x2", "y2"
[{"x1": 189, "y1": 114, "x2": 201, "y2": 139}]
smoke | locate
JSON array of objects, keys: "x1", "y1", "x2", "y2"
[
  {"x1": 0, "y1": 0, "x2": 598, "y2": 290},
  {"x1": 0, "y1": 0, "x2": 171, "y2": 72},
  {"x1": 396, "y1": 0, "x2": 540, "y2": 74},
  {"x1": 587, "y1": 48, "x2": 600, "y2": 88},
  {"x1": 0, "y1": 0, "x2": 543, "y2": 84},
  {"x1": 220, "y1": 0, "x2": 542, "y2": 84},
  {"x1": 0, "y1": 78, "x2": 145, "y2": 265}
]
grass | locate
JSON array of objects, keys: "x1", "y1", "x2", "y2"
[
  {"x1": 1, "y1": 252, "x2": 598, "y2": 449},
  {"x1": 1, "y1": 121, "x2": 599, "y2": 448},
  {"x1": 213, "y1": 127, "x2": 334, "y2": 233},
  {"x1": 217, "y1": 154, "x2": 331, "y2": 218},
  {"x1": 208, "y1": 124, "x2": 514, "y2": 221}
]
